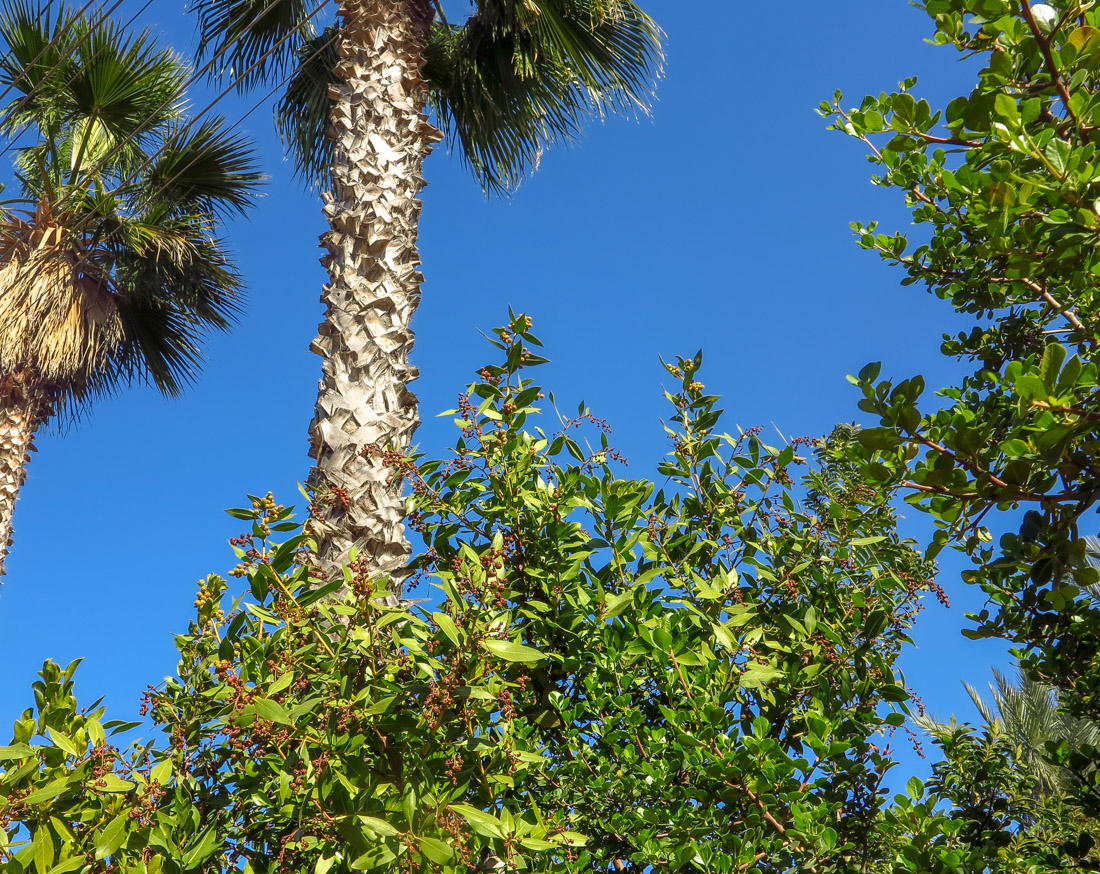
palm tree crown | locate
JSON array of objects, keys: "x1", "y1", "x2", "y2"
[
  {"x1": 196, "y1": 0, "x2": 662, "y2": 191},
  {"x1": 0, "y1": 0, "x2": 262, "y2": 578}
]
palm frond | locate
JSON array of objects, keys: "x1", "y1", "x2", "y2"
[
  {"x1": 0, "y1": 2, "x2": 260, "y2": 413},
  {"x1": 274, "y1": 26, "x2": 339, "y2": 189},
  {"x1": 64, "y1": 18, "x2": 186, "y2": 147},
  {"x1": 0, "y1": 0, "x2": 79, "y2": 134},
  {"x1": 111, "y1": 293, "x2": 206, "y2": 398},
  {"x1": 142, "y1": 117, "x2": 263, "y2": 218},
  {"x1": 923, "y1": 665, "x2": 1100, "y2": 798},
  {"x1": 0, "y1": 5, "x2": 185, "y2": 153},
  {"x1": 426, "y1": 0, "x2": 663, "y2": 192},
  {"x1": 964, "y1": 680, "x2": 1000, "y2": 726},
  {"x1": 1079, "y1": 535, "x2": 1100, "y2": 606},
  {"x1": 104, "y1": 223, "x2": 243, "y2": 397},
  {"x1": 0, "y1": 226, "x2": 122, "y2": 398},
  {"x1": 192, "y1": 0, "x2": 319, "y2": 89}
]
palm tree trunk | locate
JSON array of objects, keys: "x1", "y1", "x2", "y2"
[
  {"x1": 0, "y1": 370, "x2": 52, "y2": 580},
  {"x1": 307, "y1": 0, "x2": 439, "y2": 594}
]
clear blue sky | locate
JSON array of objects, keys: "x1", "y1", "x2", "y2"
[{"x1": 0, "y1": 0, "x2": 1010, "y2": 782}]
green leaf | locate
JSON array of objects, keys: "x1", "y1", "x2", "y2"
[
  {"x1": 1046, "y1": 138, "x2": 1072, "y2": 175},
  {"x1": 46, "y1": 728, "x2": 81, "y2": 758},
  {"x1": 433, "y1": 612, "x2": 462, "y2": 648},
  {"x1": 94, "y1": 813, "x2": 130, "y2": 861},
  {"x1": 363, "y1": 695, "x2": 396, "y2": 716},
  {"x1": 519, "y1": 838, "x2": 557, "y2": 851},
  {"x1": 181, "y1": 828, "x2": 221, "y2": 868},
  {"x1": 149, "y1": 758, "x2": 173, "y2": 785},
  {"x1": 740, "y1": 664, "x2": 784, "y2": 688},
  {"x1": 849, "y1": 536, "x2": 887, "y2": 546},
  {"x1": 358, "y1": 816, "x2": 399, "y2": 838},
  {"x1": 351, "y1": 844, "x2": 397, "y2": 871},
  {"x1": 604, "y1": 590, "x2": 634, "y2": 617},
  {"x1": 879, "y1": 684, "x2": 909, "y2": 702},
  {"x1": 858, "y1": 428, "x2": 901, "y2": 451},
  {"x1": 999, "y1": 438, "x2": 1031, "y2": 457},
  {"x1": 45, "y1": 858, "x2": 86, "y2": 874},
  {"x1": 0, "y1": 743, "x2": 34, "y2": 761},
  {"x1": 93, "y1": 774, "x2": 135, "y2": 793},
  {"x1": 1041, "y1": 343, "x2": 1067, "y2": 390},
  {"x1": 993, "y1": 92, "x2": 1018, "y2": 122},
  {"x1": 482, "y1": 639, "x2": 545, "y2": 663},
  {"x1": 35, "y1": 828, "x2": 54, "y2": 872},
  {"x1": 254, "y1": 698, "x2": 295, "y2": 726},
  {"x1": 449, "y1": 804, "x2": 505, "y2": 838},
  {"x1": 417, "y1": 836, "x2": 454, "y2": 864},
  {"x1": 22, "y1": 775, "x2": 76, "y2": 805},
  {"x1": 267, "y1": 671, "x2": 295, "y2": 695}
]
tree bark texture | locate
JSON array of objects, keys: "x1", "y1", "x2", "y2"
[
  {"x1": 307, "y1": 0, "x2": 439, "y2": 594},
  {"x1": 0, "y1": 371, "x2": 51, "y2": 581}
]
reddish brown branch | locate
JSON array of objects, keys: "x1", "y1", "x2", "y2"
[
  {"x1": 914, "y1": 435, "x2": 1010, "y2": 489},
  {"x1": 912, "y1": 131, "x2": 981, "y2": 147},
  {"x1": 1021, "y1": 0, "x2": 1082, "y2": 132},
  {"x1": 901, "y1": 479, "x2": 1077, "y2": 503},
  {"x1": 1032, "y1": 400, "x2": 1100, "y2": 421},
  {"x1": 735, "y1": 781, "x2": 787, "y2": 836},
  {"x1": 1016, "y1": 277, "x2": 1086, "y2": 332}
]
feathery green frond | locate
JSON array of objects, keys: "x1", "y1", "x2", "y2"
[
  {"x1": 426, "y1": 0, "x2": 663, "y2": 191},
  {"x1": 274, "y1": 26, "x2": 338, "y2": 189},
  {"x1": 919, "y1": 666, "x2": 1100, "y2": 798},
  {"x1": 193, "y1": 0, "x2": 319, "y2": 89}
]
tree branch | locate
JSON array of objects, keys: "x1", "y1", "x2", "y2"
[
  {"x1": 1016, "y1": 277, "x2": 1086, "y2": 332},
  {"x1": 913, "y1": 435, "x2": 1011, "y2": 490},
  {"x1": 912, "y1": 131, "x2": 981, "y2": 147},
  {"x1": 1032, "y1": 400, "x2": 1100, "y2": 421},
  {"x1": 1021, "y1": 0, "x2": 1083, "y2": 132}
]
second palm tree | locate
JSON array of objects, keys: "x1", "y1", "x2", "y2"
[{"x1": 0, "y1": 1, "x2": 261, "y2": 579}]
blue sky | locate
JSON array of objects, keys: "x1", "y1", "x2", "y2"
[{"x1": 0, "y1": 0, "x2": 1010, "y2": 782}]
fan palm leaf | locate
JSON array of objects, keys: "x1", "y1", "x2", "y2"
[
  {"x1": 425, "y1": 0, "x2": 661, "y2": 191},
  {"x1": 195, "y1": 0, "x2": 318, "y2": 86}
]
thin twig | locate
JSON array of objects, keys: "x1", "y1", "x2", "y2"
[
  {"x1": 1017, "y1": 277, "x2": 1087, "y2": 332},
  {"x1": 913, "y1": 435, "x2": 1011, "y2": 489},
  {"x1": 1021, "y1": 0, "x2": 1083, "y2": 132},
  {"x1": 912, "y1": 131, "x2": 981, "y2": 147}
]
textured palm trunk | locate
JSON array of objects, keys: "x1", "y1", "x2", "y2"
[
  {"x1": 0, "y1": 371, "x2": 52, "y2": 581},
  {"x1": 307, "y1": 0, "x2": 439, "y2": 594}
]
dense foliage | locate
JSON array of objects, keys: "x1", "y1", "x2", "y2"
[
  {"x1": 1, "y1": 316, "x2": 940, "y2": 872},
  {"x1": 12, "y1": 0, "x2": 1100, "y2": 870},
  {"x1": 822, "y1": 0, "x2": 1100, "y2": 834}
]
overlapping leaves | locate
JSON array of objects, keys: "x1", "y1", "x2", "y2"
[{"x1": 2, "y1": 317, "x2": 936, "y2": 872}]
